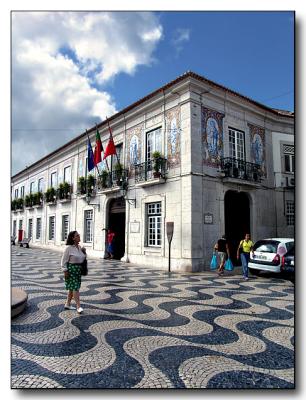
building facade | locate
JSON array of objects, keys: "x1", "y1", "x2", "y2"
[{"x1": 11, "y1": 72, "x2": 294, "y2": 271}]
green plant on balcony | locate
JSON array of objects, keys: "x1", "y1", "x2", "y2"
[
  {"x1": 100, "y1": 170, "x2": 109, "y2": 188},
  {"x1": 152, "y1": 151, "x2": 162, "y2": 178},
  {"x1": 86, "y1": 174, "x2": 95, "y2": 195},
  {"x1": 114, "y1": 163, "x2": 123, "y2": 185},
  {"x1": 11, "y1": 199, "x2": 17, "y2": 211},
  {"x1": 32, "y1": 192, "x2": 43, "y2": 206},
  {"x1": 25, "y1": 194, "x2": 34, "y2": 208},
  {"x1": 16, "y1": 198, "x2": 24, "y2": 210},
  {"x1": 45, "y1": 187, "x2": 56, "y2": 203},
  {"x1": 78, "y1": 176, "x2": 86, "y2": 195}
]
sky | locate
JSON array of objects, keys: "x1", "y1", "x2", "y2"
[{"x1": 11, "y1": 10, "x2": 294, "y2": 176}]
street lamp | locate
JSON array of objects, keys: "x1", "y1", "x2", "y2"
[{"x1": 120, "y1": 181, "x2": 136, "y2": 207}]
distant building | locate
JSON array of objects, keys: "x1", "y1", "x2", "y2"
[{"x1": 11, "y1": 71, "x2": 294, "y2": 271}]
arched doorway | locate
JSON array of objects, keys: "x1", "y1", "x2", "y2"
[
  {"x1": 108, "y1": 197, "x2": 126, "y2": 259},
  {"x1": 224, "y1": 190, "x2": 250, "y2": 264}
]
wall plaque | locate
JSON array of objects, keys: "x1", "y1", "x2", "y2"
[
  {"x1": 130, "y1": 221, "x2": 140, "y2": 233},
  {"x1": 204, "y1": 213, "x2": 213, "y2": 224}
]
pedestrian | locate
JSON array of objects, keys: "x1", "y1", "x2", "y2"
[
  {"x1": 214, "y1": 234, "x2": 230, "y2": 276},
  {"x1": 61, "y1": 230, "x2": 86, "y2": 313},
  {"x1": 237, "y1": 233, "x2": 254, "y2": 281},
  {"x1": 106, "y1": 229, "x2": 115, "y2": 259}
]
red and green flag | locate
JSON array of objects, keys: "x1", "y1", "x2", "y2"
[{"x1": 94, "y1": 129, "x2": 102, "y2": 166}]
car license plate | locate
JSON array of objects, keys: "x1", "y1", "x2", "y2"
[{"x1": 256, "y1": 254, "x2": 267, "y2": 260}]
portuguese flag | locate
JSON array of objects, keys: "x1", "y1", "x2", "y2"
[{"x1": 94, "y1": 129, "x2": 102, "y2": 166}]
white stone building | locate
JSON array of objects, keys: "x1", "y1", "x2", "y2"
[{"x1": 11, "y1": 71, "x2": 294, "y2": 271}]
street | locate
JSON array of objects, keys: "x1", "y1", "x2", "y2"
[{"x1": 11, "y1": 246, "x2": 294, "y2": 389}]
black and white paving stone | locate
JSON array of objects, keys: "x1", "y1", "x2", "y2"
[{"x1": 11, "y1": 246, "x2": 294, "y2": 389}]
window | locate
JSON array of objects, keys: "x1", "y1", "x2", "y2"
[
  {"x1": 30, "y1": 182, "x2": 35, "y2": 194},
  {"x1": 49, "y1": 216, "x2": 55, "y2": 240},
  {"x1": 146, "y1": 202, "x2": 162, "y2": 247},
  {"x1": 146, "y1": 128, "x2": 162, "y2": 162},
  {"x1": 38, "y1": 178, "x2": 44, "y2": 192},
  {"x1": 14, "y1": 188, "x2": 18, "y2": 199},
  {"x1": 50, "y1": 172, "x2": 57, "y2": 188},
  {"x1": 36, "y1": 218, "x2": 41, "y2": 240},
  {"x1": 283, "y1": 145, "x2": 294, "y2": 173},
  {"x1": 28, "y1": 219, "x2": 33, "y2": 238},
  {"x1": 286, "y1": 201, "x2": 294, "y2": 226},
  {"x1": 111, "y1": 144, "x2": 123, "y2": 169},
  {"x1": 84, "y1": 210, "x2": 93, "y2": 243},
  {"x1": 229, "y1": 128, "x2": 245, "y2": 160},
  {"x1": 20, "y1": 186, "x2": 24, "y2": 198},
  {"x1": 64, "y1": 166, "x2": 71, "y2": 184},
  {"x1": 13, "y1": 220, "x2": 17, "y2": 237},
  {"x1": 19, "y1": 220, "x2": 23, "y2": 230},
  {"x1": 62, "y1": 215, "x2": 70, "y2": 241}
]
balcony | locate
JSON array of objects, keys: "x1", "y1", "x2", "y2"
[
  {"x1": 134, "y1": 157, "x2": 168, "y2": 186},
  {"x1": 97, "y1": 169, "x2": 129, "y2": 193},
  {"x1": 220, "y1": 157, "x2": 262, "y2": 186},
  {"x1": 57, "y1": 183, "x2": 72, "y2": 202}
]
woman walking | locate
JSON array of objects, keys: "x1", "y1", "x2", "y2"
[
  {"x1": 61, "y1": 231, "x2": 86, "y2": 313},
  {"x1": 237, "y1": 233, "x2": 254, "y2": 281}
]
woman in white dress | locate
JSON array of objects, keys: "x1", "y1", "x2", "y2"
[{"x1": 61, "y1": 231, "x2": 86, "y2": 313}]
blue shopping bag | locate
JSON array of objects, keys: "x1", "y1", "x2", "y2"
[
  {"x1": 210, "y1": 253, "x2": 218, "y2": 270},
  {"x1": 224, "y1": 258, "x2": 234, "y2": 271}
]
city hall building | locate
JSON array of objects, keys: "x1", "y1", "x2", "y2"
[{"x1": 11, "y1": 71, "x2": 294, "y2": 271}]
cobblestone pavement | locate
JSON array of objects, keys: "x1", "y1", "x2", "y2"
[{"x1": 11, "y1": 246, "x2": 294, "y2": 389}]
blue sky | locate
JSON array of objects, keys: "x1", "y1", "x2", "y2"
[
  {"x1": 11, "y1": 11, "x2": 294, "y2": 175},
  {"x1": 111, "y1": 11, "x2": 294, "y2": 112}
]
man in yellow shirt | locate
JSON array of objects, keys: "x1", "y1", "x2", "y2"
[{"x1": 237, "y1": 233, "x2": 254, "y2": 281}]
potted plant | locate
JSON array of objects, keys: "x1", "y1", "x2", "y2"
[
  {"x1": 16, "y1": 198, "x2": 24, "y2": 210},
  {"x1": 86, "y1": 174, "x2": 95, "y2": 195},
  {"x1": 45, "y1": 187, "x2": 56, "y2": 203},
  {"x1": 11, "y1": 199, "x2": 17, "y2": 211},
  {"x1": 78, "y1": 176, "x2": 86, "y2": 194},
  {"x1": 114, "y1": 163, "x2": 123, "y2": 186},
  {"x1": 101, "y1": 170, "x2": 109, "y2": 188},
  {"x1": 152, "y1": 151, "x2": 162, "y2": 178},
  {"x1": 63, "y1": 181, "x2": 71, "y2": 198},
  {"x1": 25, "y1": 194, "x2": 33, "y2": 208}
]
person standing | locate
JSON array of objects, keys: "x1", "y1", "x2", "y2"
[
  {"x1": 214, "y1": 234, "x2": 230, "y2": 276},
  {"x1": 106, "y1": 229, "x2": 115, "y2": 259},
  {"x1": 61, "y1": 231, "x2": 86, "y2": 313},
  {"x1": 237, "y1": 233, "x2": 254, "y2": 281}
]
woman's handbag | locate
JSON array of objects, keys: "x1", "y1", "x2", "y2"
[
  {"x1": 224, "y1": 258, "x2": 234, "y2": 271},
  {"x1": 81, "y1": 259, "x2": 88, "y2": 276},
  {"x1": 210, "y1": 253, "x2": 218, "y2": 270}
]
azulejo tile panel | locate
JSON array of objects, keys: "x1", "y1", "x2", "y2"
[
  {"x1": 11, "y1": 247, "x2": 294, "y2": 389},
  {"x1": 202, "y1": 107, "x2": 225, "y2": 167},
  {"x1": 166, "y1": 106, "x2": 181, "y2": 168},
  {"x1": 248, "y1": 123, "x2": 267, "y2": 177}
]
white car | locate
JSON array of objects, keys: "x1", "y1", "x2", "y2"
[{"x1": 248, "y1": 238, "x2": 294, "y2": 275}]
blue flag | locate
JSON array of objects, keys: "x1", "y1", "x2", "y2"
[{"x1": 87, "y1": 138, "x2": 95, "y2": 172}]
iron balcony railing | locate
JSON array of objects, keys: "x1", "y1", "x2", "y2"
[
  {"x1": 97, "y1": 169, "x2": 129, "y2": 190},
  {"x1": 220, "y1": 157, "x2": 262, "y2": 183},
  {"x1": 134, "y1": 157, "x2": 168, "y2": 183}
]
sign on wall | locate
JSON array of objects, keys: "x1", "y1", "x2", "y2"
[{"x1": 204, "y1": 213, "x2": 213, "y2": 224}]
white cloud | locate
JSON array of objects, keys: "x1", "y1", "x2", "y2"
[
  {"x1": 171, "y1": 28, "x2": 190, "y2": 56},
  {"x1": 12, "y1": 11, "x2": 163, "y2": 175}
]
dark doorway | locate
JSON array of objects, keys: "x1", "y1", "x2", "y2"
[
  {"x1": 108, "y1": 198, "x2": 126, "y2": 259},
  {"x1": 225, "y1": 190, "x2": 250, "y2": 265}
]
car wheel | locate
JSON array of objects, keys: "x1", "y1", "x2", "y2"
[{"x1": 249, "y1": 268, "x2": 260, "y2": 276}]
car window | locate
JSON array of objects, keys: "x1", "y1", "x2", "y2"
[
  {"x1": 253, "y1": 240, "x2": 280, "y2": 253},
  {"x1": 286, "y1": 246, "x2": 295, "y2": 256},
  {"x1": 285, "y1": 241, "x2": 294, "y2": 252}
]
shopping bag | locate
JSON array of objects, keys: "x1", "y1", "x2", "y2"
[
  {"x1": 224, "y1": 258, "x2": 234, "y2": 271},
  {"x1": 210, "y1": 253, "x2": 218, "y2": 270}
]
